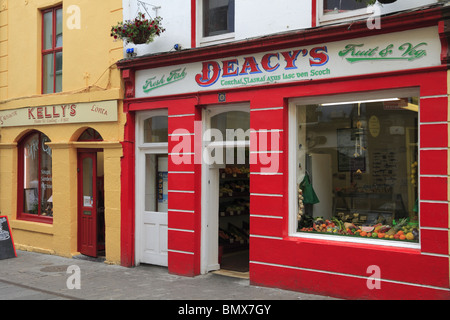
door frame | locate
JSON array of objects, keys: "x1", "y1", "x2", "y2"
[
  {"x1": 200, "y1": 103, "x2": 250, "y2": 274},
  {"x1": 77, "y1": 150, "x2": 98, "y2": 257},
  {"x1": 135, "y1": 109, "x2": 169, "y2": 266}
]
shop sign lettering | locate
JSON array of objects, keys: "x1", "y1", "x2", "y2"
[
  {"x1": 195, "y1": 46, "x2": 330, "y2": 88},
  {"x1": 339, "y1": 42, "x2": 428, "y2": 62},
  {"x1": 143, "y1": 67, "x2": 187, "y2": 93},
  {"x1": 0, "y1": 100, "x2": 118, "y2": 128},
  {"x1": 28, "y1": 105, "x2": 77, "y2": 120},
  {"x1": 134, "y1": 27, "x2": 440, "y2": 98}
]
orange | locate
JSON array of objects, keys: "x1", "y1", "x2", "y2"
[
  {"x1": 399, "y1": 234, "x2": 406, "y2": 240},
  {"x1": 360, "y1": 231, "x2": 367, "y2": 237},
  {"x1": 378, "y1": 233, "x2": 385, "y2": 238},
  {"x1": 397, "y1": 230, "x2": 404, "y2": 235}
]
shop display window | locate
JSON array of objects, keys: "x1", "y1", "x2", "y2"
[
  {"x1": 18, "y1": 131, "x2": 53, "y2": 221},
  {"x1": 292, "y1": 95, "x2": 419, "y2": 244}
]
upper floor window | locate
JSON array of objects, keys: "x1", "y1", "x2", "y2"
[
  {"x1": 203, "y1": 0, "x2": 235, "y2": 38},
  {"x1": 18, "y1": 131, "x2": 53, "y2": 223},
  {"x1": 42, "y1": 6, "x2": 63, "y2": 94},
  {"x1": 319, "y1": 0, "x2": 372, "y2": 24}
]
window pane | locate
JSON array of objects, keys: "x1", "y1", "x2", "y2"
[
  {"x1": 203, "y1": 0, "x2": 235, "y2": 37},
  {"x1": 78, "y1": 128, "x2": 103, "y2": 142},
  {"x1": 82, "y1": 157, "x2": 93, "y2": 207},
  {"x1": 55, "y1": 8, "x2": 63, "y2": 48},
  {"x1": 210, "y1": 111, "x2": 250, "y2": 141},
  {"x1": 40, "y1": 135, "x2": 53, "y2": 217},
  {"x1": 145, "y1": 154, "x2": 168, "y2": 212},
  {"x1": 144, "y1": 116, "x2": 168, "y2": 143},
  {"x1": 296, "y1": 97, "x2": 419, "y2": 243},
  {"x1": 43, "y1": 11, "x2": 53, "y2": 50},
  {"x1": 43, "y1": 53, "x2": 54, "y2": 94},
  {"x1": 324, "y1": 0, "x2": 366, "y2": 14},
  {"x1": 23, "y1": 133, "x2": 40, "y2": 215},
  {"x1": 55, "y1": 51, "x2": 63, "y2": 93}
]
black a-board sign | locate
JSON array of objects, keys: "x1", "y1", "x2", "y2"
[{"x1": 0, "y1": 216, "x2": 16, "y2": 260}]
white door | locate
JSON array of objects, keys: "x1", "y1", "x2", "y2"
[
  {"x1": 135, "y1": 111, "x2": 169, "y2": 267},
  {"x1": 140, "y1": 154, "x2": 168, "y2": 266}
]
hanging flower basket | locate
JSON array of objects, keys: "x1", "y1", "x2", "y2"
[{"x1": 111, "y1": 13, "x2": 165, "y2": 45}]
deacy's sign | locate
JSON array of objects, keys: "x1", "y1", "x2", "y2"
[{"x1": 135, "y1": 26, "x2": 440, "y2": 98}]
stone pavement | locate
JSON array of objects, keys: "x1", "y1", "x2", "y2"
[{"x1": 0, "y1": 250, "x2": 338, "y2": 301}]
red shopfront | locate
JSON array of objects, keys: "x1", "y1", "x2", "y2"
[{"x1": 118, "y1": 7, "x2": 450, "y2": 299}]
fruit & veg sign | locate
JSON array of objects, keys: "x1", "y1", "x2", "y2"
[{"x1": 135, "y1": 26, "x2": 440, "y2": 98}]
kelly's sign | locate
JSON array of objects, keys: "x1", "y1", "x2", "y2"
[
  {"x1": 135, "y1": 26, "x2": 440, "y2": 98},
  {"x1": 0, "y1": 100, "x2": 118, "y2": 128}
]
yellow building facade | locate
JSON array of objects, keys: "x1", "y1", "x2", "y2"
[{"x1": 0, "y1": 0, "x2": 124, "y2": 264}]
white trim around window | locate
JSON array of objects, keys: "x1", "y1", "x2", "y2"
[{"x1": 317, "y1": 0, "x2": 375, "y2": 25}]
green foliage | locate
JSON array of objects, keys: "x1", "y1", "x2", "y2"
[{"x1": 111, "y1": 13, "x2": 165, "y2": 45}]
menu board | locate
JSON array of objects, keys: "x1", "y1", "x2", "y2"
[{"x1": 0, "y1": 216, "x2": 16, "y2": 260}]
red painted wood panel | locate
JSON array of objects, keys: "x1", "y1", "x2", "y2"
[
  {"x1": 420, "y1": 176, "x2": 448, "y2": 202},
  {"x1": 420, "y1": 229, "x2": 449, "y2": 255},
  {"x1": 250, "y1": 236, "x2": 450, "y2": 290},
  {"x1": 250, "y1": 216, "x2": 284, "y2": 238},
  {"x1": 250, "y1": 109, "x2": 284, "y2": 131},
  {"x1": 168, "y1": 172, "x2": 196, "y2": 191},
  {"x1": 168, "y1": 192, "x2": 196, "y2": 211},
  {"x1": 420, "y1": 123, "x2": 448, "y2": 149},
  {"x1": 420, "y1": 97, "x2": 448, "y2": 123},
  {"x1": 168, "y1": 229, "x2": 196, "y2": 253},
  {"x1": 168, "y1": 211, "x2": 196, "y2": 231},
  {"x1": 250, "y1": 173, "x2": 284, "y2": 194},
  {"x1": 250, "y1": 194, "x2": 285, "y2": 217},
  {"x1": 250, "y1": 130, "x2": 284, "y2": 153},
  {"x1": 420, "y1": 149, "x2": 447, "y2": 176},
  {"x1": 250, "y1": 262, "x2": 450, "y2": 300},
  {"x1": 420, "y1": 202, "x2": 449, "y2": 229},
  {"x1": 168, "y1": 251, "x2": 196, "y2": 277}
]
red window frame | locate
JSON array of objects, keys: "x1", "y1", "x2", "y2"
[
  {"x1": 17, "y1": 131, "x2": 53, "y2": 224},
  {"x1": 41, "y1": 6, "x2": 63, "y2": 94}
]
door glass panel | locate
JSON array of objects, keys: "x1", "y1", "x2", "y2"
[
  {"x1": 145, "y1": 154, "x2": 168, "y2": 212},
  {"x1": 83, "y1": 157, "x2": 93, "y2": 207},
  {"x1": 144, "y1": 116, "x2": 168, "y2": 143},
  {"x1": 211, "y1": 111, "x2": 250, "y2": 141}
]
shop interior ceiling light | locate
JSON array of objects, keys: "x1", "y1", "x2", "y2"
[{"x1": 320, "y1": 98, "x2": 400, "y2": 106}]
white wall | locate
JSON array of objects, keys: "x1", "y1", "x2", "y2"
[
  {"x1": 122, "y1": 0, "x2": 192, "y2": 57},
  {"x1": 121, "y1": 0, "x2": 441, "y2": 58},
  {"x1": 234, "y1": 0, "x2": 312, "y2": 40}
]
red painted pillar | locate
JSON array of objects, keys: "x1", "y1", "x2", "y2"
[{"x1": 121, "y1": 106, "x2": 136, "y2": 267}]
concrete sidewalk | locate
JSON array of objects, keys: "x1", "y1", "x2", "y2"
[{"x1": 0, "y1": 250, "x2": 337, "y2": 300}]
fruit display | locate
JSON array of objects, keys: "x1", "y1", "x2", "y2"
[{"x1": 299, "y1": 216, "x2": 419, "y2": 242}]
